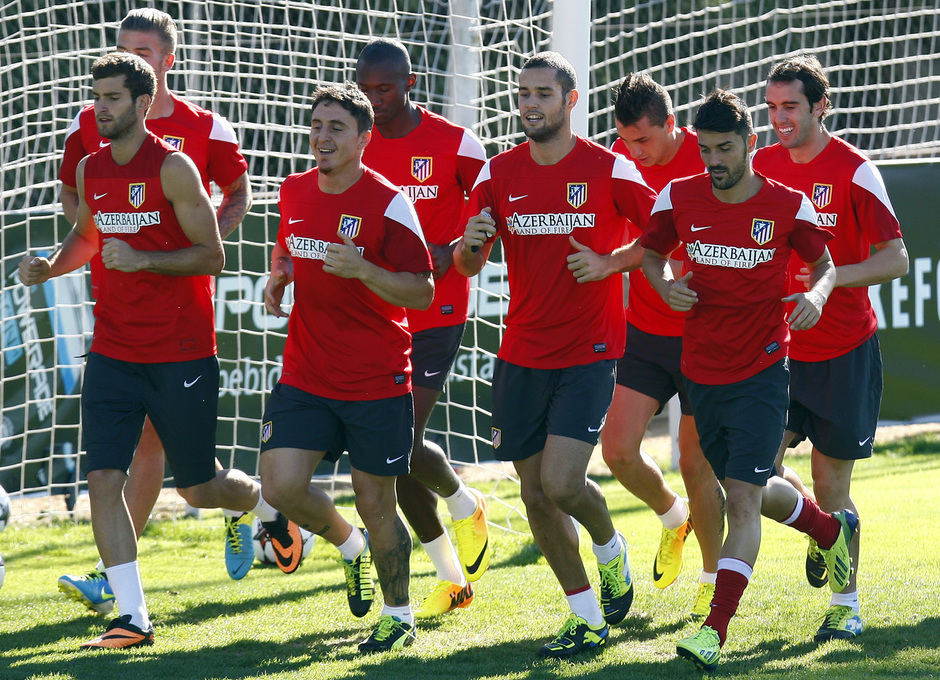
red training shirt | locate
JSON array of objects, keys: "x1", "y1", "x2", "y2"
[
  {"x1": 363, "y1": 107, "x2": 486, "y2": 333},
  {"x1": 754, "y1": 136, "x2": 902, "y2": 361},
  {"x1": 83, "y1": 133, "x2": 217, "y2": 363},
  {"x1": 276, "y1": 167, "x2": 432, "y2": 400},
  {"x1": 612, "y1": 127, "x2": 704, "y2": 337},
  {"x1": 467, "y1": 137, "x2": 657, "y2": 369},
  {"x1": 642, "y1": 173, "x2": 832, "y2": 385}
]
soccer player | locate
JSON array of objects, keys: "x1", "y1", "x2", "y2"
[
  {"x1": 260, "y1": 83, "x2": 433, "y2": 653},
  {"x1": 56, "y1": 8, "x2": 258, "y2": 609},
  {"x1": 355, "y1": 38, "x2": 490, "y2": 618},
  {"x1": 754, "y1": 55, "x2": 908, "y2": 642},
  {"x1": 641, "y1": 88, "x2": 859, "y2": 671},
  {"x1": 604, "y1": 73, "x2": 724, "y2": 616},
  {"x1": 455, "y1": 52, "x2": 657, "y2": 659},
  {"x1": 18, "y1": 53, "x2": 281, "y2": 649}
]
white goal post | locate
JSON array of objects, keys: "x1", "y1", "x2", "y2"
[{"x1": 2, "y1": 0, "x2": 938, "y2": 522}]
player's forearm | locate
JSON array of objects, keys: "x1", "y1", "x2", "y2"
[
  {"x1": 807, "y1": 254, "x2": 837, "y2": 303},
  {"x1": 642, "y1": 250, "x2": 673, "y2": 301},
  {"x1": 48, "y1": 228, "x2": 99, "y2": 278},
  {"x1": 608, "y1": 240, "x2": 644, "y2": 274},
  {"x1": 835, "y1": 238, "x2": 909, "y2": 288},
  {"x1": 216, "y1": 174, "x2": 252, "y2": 240},
  {"x1": 358, "y1": 264, "x2": 434, "y2": 310},
  {"x1": 454, "y1": 239, "x2": 488, "y2": 277},
  {"x1": 137, "y1": 242, "x2": 225, "y2": 276}
]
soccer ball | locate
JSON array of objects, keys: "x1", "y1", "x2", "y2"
[
  {"x1": 252, "y1": 516, "x2": 315, "y2": 566},
  {"x1": 0, "y1": 484, "x2": 10, "y2": 533}
]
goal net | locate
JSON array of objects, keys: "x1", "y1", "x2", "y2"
[{"x1": 2, "y1": 0, "x2": 938, "y2": 523}]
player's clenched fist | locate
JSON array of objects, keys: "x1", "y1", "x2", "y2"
[
  {"x1": 18, "y1": 256, "x2": 52, "y2": 286},
  {"x1": 461, "y1": 208, "x2": 496, "y2": 254}
]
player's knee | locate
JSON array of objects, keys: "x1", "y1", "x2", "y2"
[
  {"x1": 540, "y1": 474, "x2": 583, "y2": 512},
  {"x1": 677, "y1": 450, "x2": 711, "y2": 483},
  {"x1": 176, "y1": 482, "x2": 213, "y2": 508},
  {"x1": 601, "y1": 440, "x2": 641, "y2": 469}
]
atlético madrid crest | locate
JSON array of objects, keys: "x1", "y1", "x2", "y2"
[
  {"x1": 812, "y1": 183, "x2": 832, "y2": 209},
  {"x1": 567, "y1": 183, "x2": 587, "y2": 209},
  {"x1": 163, "y1": 135, "x2": 184, "y2": 151},
  {"x1": 491, "y1": 427, "x2": 501, "y2": 450},
  {"x1": 338, "y1": 214, "x2": 362, "y2": 239},
  {"x1": 129, "y1": 183, "x2": 145, "y2": 209},
  {"x1": 751, "y1": 218, "x2": 774, "y2": 245},
  {"x1": 411, "y1": 157, "x2": 432, "y2": 182}
]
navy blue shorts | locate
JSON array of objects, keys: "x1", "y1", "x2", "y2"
[
  {"x1": 685, "y1": 359, "x2": 789, "y2": 486},
  {"x1": 490, "y1": 359, "x2": 616, "y2": 462},
  {"x1": 616, "y1": 322, "x2": 693, "y2": 415},
  {"x1": 411, "y1": 323, "x2": 465, "y2": 391},
  {"x1": 260, "y1": 382, "x2": 414, "y2": 476},
  {"x1": 787, "y1": 334, "x2": 882, "y2": 461},
  {"x1": 81, "y1": 352, "x2": 219, "y2": 489}
]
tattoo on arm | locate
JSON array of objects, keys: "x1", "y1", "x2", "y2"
[{"x1": 216, "y1": 174, "x2": 252, "y2": 240}]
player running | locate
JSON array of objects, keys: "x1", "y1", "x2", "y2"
[
  {"x1": 640, "y1": 89, "x2": 856, "y2": 671},
  {"x1": 55, "y1": 9, "x2": 262, "y2": 611},
  {"x1": 356, "y1": 38, "x2": 490, "y2": 618},
  {"x1": 754, "y1": 55, "x2": 908, "y2": 642},
  {"x1": 455, "y1": 52, "x2": 657, "y2": 659},
  {"x1": 260, "y1": 83, "x2": 433, "y2": 653},
  {"x1": 604, "y1": 73, "x2": 724, "y2": 616}
]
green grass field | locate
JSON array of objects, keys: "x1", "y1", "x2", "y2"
[{"x1": 1, "y1": 432, "x2": 939, "y2": 680}]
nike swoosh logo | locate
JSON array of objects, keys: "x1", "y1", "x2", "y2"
[
  {"x1": 93, "y1": 193, "x2": 108, "y2": 200},
  {"x1": 652, "y1": 564, "x2": 664, "y2": 582},
  {"x1": 465, "y1": 538, "x2": 488, "y2": 576},
  {"x1": 754, "y1": 465, "x2": 773, "y2": 474},
  {"x1": 858, "y1": 436, "x2": 872, "y2": 446},
  {"x1": 272, "y1": 541, "x2": 296, "y2": 570},
  {"x1": 386, "y1": 454, "x2": 405, "y2": 465},
  {"x1": 183, "y1": 375, "x2": 202, "y2": 388},
  {"x1": 424, "y1": 369, "x2": 442, "y2": 377},
  {"x1": 689, "y1": 224, "x2": 712, "y2": 232},
  {"x1": 99, "y1": 141, "x2": 109, "y2": 148},
  {"x1": 288, "y1": 218, "x2": 303, "y2": 224},
  {"x1": 508, "y1": 194, "x2": 528, "y2": 202},
  {"x1": 587, "y1": 426, "x2": 602, "y2": 433}
]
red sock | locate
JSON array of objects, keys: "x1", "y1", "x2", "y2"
[
  {"x1": 703, "y1": 568, "x2": 749, "y2": 646},
  {"x1": 786, "y1": 497, "x2": 840, "y2": 549}
]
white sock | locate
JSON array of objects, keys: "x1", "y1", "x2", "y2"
[
  {"x1": 444, "y1": 484, "x2": 478, "y2": 522},
  {"x1": 566, "y1": 586, "x2": 604, "y2": 627},
  {"x1": 657, "y1": 494, "x2": 689, "y2": 530},
  {"x1": 592, "y1": 531, "x2": 624, "y2": 566},
  {"x1": 95, "y1": 558, "x2": 105, "y2": 572},
  {"x1": 338, "y1": 526, "x2": 367, "y2": 562},
  {"x1": 699, "y1": 570, "x2": 718, "y2": 585},
  {"x1": 382, "y1": 603, "x2": 414, "y2": 627},
  {"x1": 422, "y1": 532, "x2": 465, "y2": 585},
  {"x1": 105, "y1": 561, "x2": 150, "y2": 630},
  {"x1": 830, "y1": 590, "x2": 860, "y2": 612},
  {"x1": 782, "y1": 494, "x2": 804, "y2": 525},
  {"x1": 251, "y1": 492, "x2": 279, "y2": 523}
]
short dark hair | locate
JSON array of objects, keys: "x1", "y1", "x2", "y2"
[
  {"x1": 120, "y1": 8, "x2": 178, "y2": 54},
  {"x1": 521, "y1": 51, "x2": 577, "y2": 97},
  {"x1": 614, "y1": 73, "x2": 672, "y2": 128},
  {"x1": 310, "y1": 82, "x2": 374, "y2": 134},
  {"x1": 356, "y1": 37, "x2": 412, "y2": 73},
  {"x1": 693, "y1": 88, "x2": 753, "y2": 141},
  {"x1": 91, "y1": 52, "x2": 157, "y2": 102},
  {"x1": 767, "y1": 55, "x2": 832, "y2": 120}
]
